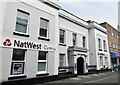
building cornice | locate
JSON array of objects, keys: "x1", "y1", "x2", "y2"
[
  {"x1": 41, "y1": 0, "x2": 61, "y2": 10},
  {"x1": 59, "y1": 13, "x2": 88, "y2": 29}
]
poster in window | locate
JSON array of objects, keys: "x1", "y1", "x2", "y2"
[{"x1": 11, "y1": 62, "x2": 24, "y2": 75}]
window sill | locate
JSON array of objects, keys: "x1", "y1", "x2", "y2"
[
  {"x1": 38, "y1": 36, "x2": 50, "y2": 41},
  {"x1": 13, "y1": 32, "x2": 30, "y2": 37},
  {"x1": 36, "y1": 73, "x2": 49, "y2": 77},
  {"x1": 104, "y1": 50, "x2": 107, "y2": 52},
  {"x1": 59, "y1": 43, "x2": 66, "y2": 46},
  {"x1": 99, "y1": 49, "x2": 102, "y2": 51},
  {"x1": 8, "y1": 74, "x2": 27, "y2": 80}
]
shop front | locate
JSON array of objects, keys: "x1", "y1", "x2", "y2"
[
  {"x1": 110, "y1": 51, "x2": 120, "y2": 66},
  {"x1": 2, "y1": 37, "x2": 55, "y2": 81}
]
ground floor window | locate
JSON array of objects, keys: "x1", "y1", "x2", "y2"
[
  {"x1": 59, "y1": 54, "x2": 66, "y2": 67},
  {"x1": 38, "y1": 51, "x2": 48, "y2": 73},
  {"x1": 100, "y1": 56, "x2": 103, "y2": 68},
  {"x1": 11, "y1": 49, "x2": 26, "y2": 75},
  {"x1": 105, "y1": 57, "x2": 108, "y2": 67}
]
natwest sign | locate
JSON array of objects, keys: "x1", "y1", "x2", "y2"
[
  {"x1": 14, "y1": 40, "x2": 41, "y2": 49},
  {"x1": 3, "y1": 38, "x2": 48, "y2": 51}
]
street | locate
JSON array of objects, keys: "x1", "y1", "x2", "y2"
[{"x1": 36, "y1": 71, "x2": 119, "y2": 84}]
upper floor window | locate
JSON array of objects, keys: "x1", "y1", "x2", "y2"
[
  {"x1": 73, "y1": 33, "x2": 77, "y2": 46},
  {"x1": 109, "y1": 42, "x2": 113, "y2": 48},
  {"x1": 113, "y1": 43, "x2": 116, "y2": 48},
  {"x1": 15, "y1": 9, "x2": 29, "y2": 34},
  {"x1": 83, "y1": 36, "x2": 86, "y2": 48},
  {"x1": 39, "y1": 18, "x2": 49, "y2": 38},
  {"x1": 115, "y1": 44, "x2": 118, "y2": 49},
  {"x1": 59, "y1": 29, "x2": 65, "y2": 44},
  {"x1": 119, "y1": 45, "x2": 120, "y2": 50},
  {"x1": 103, "y1": 40, "x2": 107, "y2": 51},
  {"x1": 98, "y1": 38, "x2": 102, "y2": 51}
]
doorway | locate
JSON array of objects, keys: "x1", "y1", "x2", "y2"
[{"x1": 77, "y1": 57, "x2": 84, "y2": 75}]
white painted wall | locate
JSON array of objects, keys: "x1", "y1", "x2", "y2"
[
  {"x1": 0, "y1": 1, "x2": 7, "y2": 82},
  {"x1": 88, "y1": 22, "x2": 111, "y2": 70},
  {"x1": 88, "y1": 28, "x2": 97, "y2": 65},
  {"x1": 1, "y1": 0, "x2": 59, "y2": 81},
  {"x1": 59, "y1": 10, "x2": 89, "y2": 73}
]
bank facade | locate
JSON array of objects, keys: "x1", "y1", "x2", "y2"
[
  {"x1": 0, "y1": 0, "x2": 60, "y2": 82},
  {"x1": 0, "y1": 0, "x2": 111, "y2": 83}
]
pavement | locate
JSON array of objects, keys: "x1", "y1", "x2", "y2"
[{"x1": 35, "y1": 71, "x2": 119, "y2": 84}]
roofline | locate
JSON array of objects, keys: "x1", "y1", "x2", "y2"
[
  {"x1": 61, "y1": 8, "x2": 87, "y2": 22},
  {"x1": 41, "y1": 0, "x2": 61, "y2": 10},
  {"x1": 59, "y1": 13, "x2": 89, "y2": 29},
  {"x1": 100, "y1": 22, "x2": 119, "y2": 32}
]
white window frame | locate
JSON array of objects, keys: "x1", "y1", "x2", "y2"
[
  {"x1": 83, "y1": 36, "x2": 86, "y2": 48},
  {"x1": 98, "y1": 38, "x2": 102, "y2": 50},
  {"x1": 113, "y1": 43, "x2": 116, "y2": 48},
  {"x1": 59, "y1": 29, "x2": 66, "y2": 44},
  {"x1": 105, "y1": 57, "x2": 108, "y2": 67},
  {"x1": 103, "y1": 40, "x2": 107, "y2": 51},
  {"x1": 109, "y1": 42, "x2": 113, "y2": 48},
  {"x1": 37, "y1": 51, "x2": 48, "y2": 74},
  {"x1": 10, "y1": 49, "x2": 26, "y2": 76},
  {"x1": 115, "y1": 44, "x2": 118, "y2": 49},
  {"x1": 73, "y1": 33, "x2": 77, "y2": 46},
  {"x1": 100, "y1": 56, "x2": 103, "y2": 68},
  {"x1": 59, "y1": 54, "x2": 66, "y2": 67},
  {"x1": 14, "y1": 9, "x2": 29, "y2": 35},
  {"x1": 39, "y1": 18, "x2": 49, "y2": 39}
]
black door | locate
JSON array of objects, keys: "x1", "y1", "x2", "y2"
[{"x1": 77, "y1": 57, "x2": 84, "y2": 75}]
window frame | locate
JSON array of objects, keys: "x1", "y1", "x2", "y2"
[
  {"x1": 103, "y1": 40, "x2": 107, "y2": 51},
  {"x1": 37, "y1": 51, "x2": 48, "y2": 74},
  {"x1": 39, "y1": 18, "x2": 49, "y2": 39},
  {"x1": 73, "y1": 33, "x2": 77, "y2": 46},
  {"x1": 100, "y1": 56, "x2": 103, "y2": 68},
  {"x1": 105, "y1": 57, "x2": 108, "y2": 67},
  {"x1": 83, "y1": 36, "x2": 86, "y2": 48},
  {"x1": 59, "y1": 54, "x2": 66, "y2": 67},
  {"x1": 98, "y1": 38, "x2": 102, "y2": 51},
  {"x1": 14, "y1": 9, "x2": 29, "y2": 35},
  {"x1": 10, "y1": 49, "x2": 26, "y2": 75},
  {"x1": 59, "y1": 29, "x2": 65, "y2": 44}
]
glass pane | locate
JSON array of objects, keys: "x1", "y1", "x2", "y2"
[
  {"x1": 40, "y1": 28, "x2": 47, "y2": 37},
  {"x1": 59, "y1": 54, "x2": 65, "y2": 67},
  {"x1": 17, "y1": 17, "x2": 28, "y2": 24},
  {"x1": 60, "y1": 62, "x2": 64, "y2": 67},
  {"x1": 38, "y1": 51, "x2": 46, "y2": 60},
  {"x1": 16, "y1": 23, "x2": 27, "y2": 33},
  {"x1": 38, "y1": 62, "x2": 46, "y2": 71},
  {"x1": 40, "y1": 18, "x2": 48, "y2": 28},
  {"x1": 12, "y1": 49, "x2": 25, "y2": 60},
  {"x1": 17, "y1": 10, "x2": 29, "y2": 20},
  {"x1": 60, "y1": 37, "x2": 64, "y2": 43}
]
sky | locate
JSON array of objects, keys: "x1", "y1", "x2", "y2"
[{"x1": 58, "y1": 0, "x2": 119, "y2": 29}]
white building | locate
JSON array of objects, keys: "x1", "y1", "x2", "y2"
[
  {"x1": 0, "y1": 0, "x2": 112, "y2": 83},
  {"x1": 88, "y1": 21, "x2": 111, "y2": 71},
  {"x1": 58, "y1": 9, "x2": 89, "y2": 75},
  {"x1": 0, "y1": 0, "x2": 60, "y2": 82}
]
